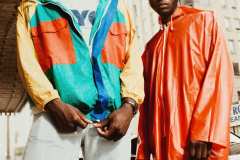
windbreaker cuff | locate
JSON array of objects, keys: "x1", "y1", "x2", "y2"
[{"x1": 34, "y1": 90, "x2": 60, "y2": 111}]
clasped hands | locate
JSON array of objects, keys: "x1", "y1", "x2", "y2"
[{"x1": 45, "y1": 98, "x2": 133, "y2": 141}]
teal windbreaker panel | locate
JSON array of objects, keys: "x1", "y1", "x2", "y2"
[{"x1": 29, "y1": 0, "x2": 127, "y2": 120}]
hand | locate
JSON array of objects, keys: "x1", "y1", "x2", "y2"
[
  {"x1": 94, "y1": 103, "x2": 134, "y2": 141},
  {"x1": 189, "y1": 140, "x2": 212, "y2": 160},
  {"x1": 45, "y1": 98, "x2": 92, "y2": 133}
]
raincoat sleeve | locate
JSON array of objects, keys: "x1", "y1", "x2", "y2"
[
  {"x1": 137, "y1": 49, "x2": 151, "y2": 159},
  {"x1": 119, "y1": 3, "x2": 144, "y2": 105},
  {"x1": 16, "y1": 6, "x2": 60, "y2": 111},
  {"x1": 190, "y1": 12, "x2": 233, "y2": 148}
]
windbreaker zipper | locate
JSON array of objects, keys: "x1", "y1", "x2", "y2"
[{"x1": 89, "y1": 0, "x2": 112, "y2": 56}]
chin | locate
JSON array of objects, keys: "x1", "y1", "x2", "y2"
[{"x1": 157, "y1": 10, "x2": 171, "y2": 16}]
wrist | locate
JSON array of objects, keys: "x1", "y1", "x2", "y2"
[
  {"x1": 122, "y1": 97, "x2": 138, "y2": 116},
  {"x1": 45, "y1": 98, "x2": 61, "y2": 111},
  {"x1": 121, "y1": 103, "x2": 134, "y2": 118}
]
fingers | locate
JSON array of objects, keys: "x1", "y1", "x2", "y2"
[
  {"x1": 72, "y1": 114, "x2": 88, "y2": 128},
  {"x1": 93, "y1": 118, "x2": 109, "y2": 128},
  {"x1": 75, "y1": 112, "x2": 92, "y2": 128},
  {"x1": 47, "y1": 102, "x2": 92, "y2": 132},
  {"x1": 190, "y1": 142, "x2": 196, "y2": 159},
  {"x1": 81, "y1": 116, "x2": 93, "y2": 124},
  {"x1": 96, "y1": 124, "x2": 123, "y2": 141},
  {"x1": 73, "y1": 107, "x2": 93, "y2": 124},
  {"x1": 96, "y1": 127, "x2": 115, "y2": 140},
  {"x1": 94, "y1": 119, "x2": 119, "y2": 140},
  {"x1": 94, "y1": 109, "x2": 130, "y2": 141},
  {"x1": 195, "y1": 143, "x2": 203, "y2": 160},
  {"x1": 95, "y1": 120, "x2": 125, "y2": 141},
  {"x1": 202, "y1": 143, "x2": 208, "y2": 160},
  {"x1": 189, "y1": 141, "x2": 210, "y2": 160},
  {"x1": 96, "y1": 119, "x2": 114, "y2": 140},
  {"x1": 207, "y1": 142, "x2": 212, "y2": 156},
  {"x1": 71, "y1": 107, "x2": 92, "y2": 128},
  {"x1": 52, "y1": 115, "x2": 76, "y2": 133}
]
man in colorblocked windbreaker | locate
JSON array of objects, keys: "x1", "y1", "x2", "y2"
[{"x1": 16, "y1": 0, "x2": 144, "y2": 159}]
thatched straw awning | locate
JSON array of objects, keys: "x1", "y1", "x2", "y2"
[{"x1": 0, "y1": 0, "x2": 27, "y2": 113}]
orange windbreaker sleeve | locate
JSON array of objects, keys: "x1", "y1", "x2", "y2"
[{"x1": 190, "y1": 12, "x2": 233, "y2": 150}]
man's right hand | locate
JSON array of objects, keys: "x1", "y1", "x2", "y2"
[{"x1": 45, "y1": 98, "x2": 92, "y2": 133}]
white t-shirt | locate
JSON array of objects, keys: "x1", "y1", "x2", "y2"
[{"x1": 59, "y1": 0, "x2": 99, "y2": 44}]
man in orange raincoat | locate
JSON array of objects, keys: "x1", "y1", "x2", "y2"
[{"x1": 137, "y1": 0, "x2": 234, "y2": 159}]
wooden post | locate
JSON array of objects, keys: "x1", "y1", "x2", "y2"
[{"x1": 6, "y1": 114, "x2": 11, "y2": 160}]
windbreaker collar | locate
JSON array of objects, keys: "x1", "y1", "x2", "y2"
[{"x1": 33, "y1": 0, "x2": 113, "y2": 45}]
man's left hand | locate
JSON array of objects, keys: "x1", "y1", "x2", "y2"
[
  {"x1": 189, "y1": 140, "x2": 212, "y2": 160},
  {"x1": 94, "y1": 103, "x2": 134, "y2": 141}
]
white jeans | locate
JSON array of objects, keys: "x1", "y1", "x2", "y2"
[{"x1": 23, "y1": 113, "x2": 131, "y2": 160}]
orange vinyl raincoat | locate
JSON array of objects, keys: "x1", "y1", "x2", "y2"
[{"x1": 137, "y1": 6, "x2": 233, "y2": 160}]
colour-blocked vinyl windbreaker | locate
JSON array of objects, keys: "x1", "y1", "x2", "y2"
[{"x1": 16, "y1": 0, "x2": 144, "y2": 121}]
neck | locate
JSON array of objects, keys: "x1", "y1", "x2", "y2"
[
  {"x1": 160, "y1": 5, "x2": 178, "y2": 25},
  {"x1": 161, "y1": 15, "x2": 171, "y2": 25}
]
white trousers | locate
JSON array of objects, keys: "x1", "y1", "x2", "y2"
[{"x1": 23, "y1": 113, "x2": 131, "y2": 160}]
